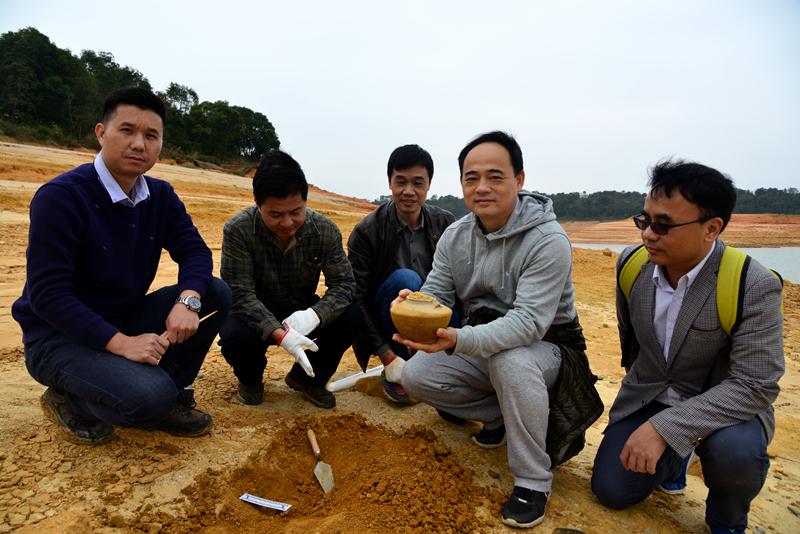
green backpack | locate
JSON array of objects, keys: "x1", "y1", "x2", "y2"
[{"x1": 618, "y1": 244, "x2": 783, "y2": 338}]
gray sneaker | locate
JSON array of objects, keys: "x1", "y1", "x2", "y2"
[
  {"x1": 156, "y1": 389, "x2": 213, "y2": 437},
  {"x1": 40, "y1": 387, "x2": 114, "y2": 445}
]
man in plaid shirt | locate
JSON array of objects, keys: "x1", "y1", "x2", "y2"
[{"x1": 218, "y1": 150, "x2": 363, "y2": 409}]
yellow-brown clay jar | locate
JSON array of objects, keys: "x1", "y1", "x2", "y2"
[{"x1": 390, "y1": 292, "x2": 452, "y2": 343}]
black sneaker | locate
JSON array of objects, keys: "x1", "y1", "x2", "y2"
[
  {"x1": 471, "y1": 424, "x2": 506, "y2": 448},
  {"x1": 436, "y1": 408, "x2": 467, "y2": 426},
  {"x1": 285, "y1": 370, "x2": 336, "y2": 409},
  {"x1": 40, "y1": 388, "x2": 114, "y2": 445},
  {"x1": 156, "y1": 389, "x2": 213, "y2": 437},
  {"x1": 502, "y1": 486, "x2": 549, "y2": 528},
  {"x1": 237, "y1": 382, "x2": 265, "y2": 405}
]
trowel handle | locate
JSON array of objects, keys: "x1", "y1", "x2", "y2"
[{"x1": 307, "y1": 428, "x2": 321, "y2": 456}]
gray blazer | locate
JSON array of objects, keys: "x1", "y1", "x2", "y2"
[{"x1": 608, "y1": 239, "x2": 784, "y2": 458}]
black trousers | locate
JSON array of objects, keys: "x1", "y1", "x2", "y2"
[{"x1": 218, "y1": 296, "x2": 363, "y2": 389}]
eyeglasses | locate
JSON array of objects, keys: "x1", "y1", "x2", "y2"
[{"x1": 632, "y1": 215, "x2": 714, "y2": 235}]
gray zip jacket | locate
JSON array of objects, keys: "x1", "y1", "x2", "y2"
[{"x1": 421, "y1": 190, "x2": 577, "y2": 357}]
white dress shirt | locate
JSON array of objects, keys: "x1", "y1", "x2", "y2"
[
  {"x1": 94, "y1": 151, "x2": 150, "y2": 207},
  {"x1": 652, "y1": 241, "x2": 716, "y2": 406}
]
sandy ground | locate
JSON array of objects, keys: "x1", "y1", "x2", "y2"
[{"x1": 0, "y1": 142, "x2": 799, "y2": 533}]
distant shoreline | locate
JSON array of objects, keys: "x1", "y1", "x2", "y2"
[{"x1": 564, "y1": 214, "x2": 800, "y2": 249}]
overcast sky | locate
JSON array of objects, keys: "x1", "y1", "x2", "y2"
[{"x1": 2, "y1": 1, "x2": 798, "y2": 202}]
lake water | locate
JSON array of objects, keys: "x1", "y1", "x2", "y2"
[{"x1": 572, "y1": 243, "x2": 800, "y2": 283}]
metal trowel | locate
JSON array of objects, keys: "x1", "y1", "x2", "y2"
[{"x1": 307, "y1": 428, "x2": 334, "y2": 493}]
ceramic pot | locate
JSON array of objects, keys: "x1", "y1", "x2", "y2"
[{"x1": 390, "y1": 292, "x2": 452, "y2": 343}]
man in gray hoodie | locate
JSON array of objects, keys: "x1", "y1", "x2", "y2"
[{"x1": 400, "y1": 131, "x2": 586, "y2": 528}]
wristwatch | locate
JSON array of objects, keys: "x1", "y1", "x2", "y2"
[{"x1": 176, "y1": 295, "x2": 202, "y2": 313}]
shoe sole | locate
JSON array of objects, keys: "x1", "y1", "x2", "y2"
[
  {"x1": 502, "y1": 514, "x2": 546, "y2": 529},
  {"x1": 155, "y1": 422, "x2": 213, "y2": 437},
  {"x1": 656, "y1": 485, "x2": 686, "y2": 495},
  {"x1": 382, "y1": 389, "x2": 415, "y2": 404},
  {"x1": 502, "y1": 495, "x2": 548, "y2": 529},
  {"x1": 285, "y1": 373, "x2": 336, "y2": 409},
  {"x1": 471, "y1": 434, "x2": 507, "y2": 449},
  {"x1": 40, "y1": 395, "x2": 114, "y2": 446}
]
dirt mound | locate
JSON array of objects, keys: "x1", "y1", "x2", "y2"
[{"x1": 155, "y1": 414, "x2": 496, "y2": 534}]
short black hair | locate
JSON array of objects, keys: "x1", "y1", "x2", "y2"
[
  {"x1": 102, "y1": 87, "x2": 167, "y2": 128},
  {"x1": 387, "y1": 144, "x2": 434, "y2": 182},
  {"x1": 253, "y1": 149, "x2": 308, "y2": 205},
  {"x1": 458, "y1": 131, "x2": 523, "y2": 176},
  {"x1": 647, "y1": 158, "x2": 737, "y2": 232}
]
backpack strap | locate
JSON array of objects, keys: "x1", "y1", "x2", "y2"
[
  {"x1": 716, "y1": 246, "x2": 783, "y2": 337},
  {"x1": 617, "y1": 244, "x2": 649, "y2": 302},
  {"x1": 717, "y1": 246, "x2": 749, "y2": 337},
  {"x1": 618, "y1": 245, "x2": 648, "y2": 368}
]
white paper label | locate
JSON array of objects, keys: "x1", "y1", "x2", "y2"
[{"x1": 239, "y1": 493, "x2": 292, "y2": 512}]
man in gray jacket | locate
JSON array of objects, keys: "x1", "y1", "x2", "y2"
[
  {"x1": 591, "y1": 160, "x2": 783, "y2": 534},
  {"x1": 400, "y1": 131, "x2": 589, "y2": 528}
]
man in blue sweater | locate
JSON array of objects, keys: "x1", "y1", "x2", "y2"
[{"x1": 12, "y1": 87, "x2": 231, "y2": 445}]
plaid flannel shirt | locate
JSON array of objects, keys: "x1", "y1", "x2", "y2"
[{"x1": 221, "y1": 205, "x2": 356, "y2": 341}]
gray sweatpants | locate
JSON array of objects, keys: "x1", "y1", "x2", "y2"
[{"x1": 402, "y1": 340, "x2": 561, "y2": 492}]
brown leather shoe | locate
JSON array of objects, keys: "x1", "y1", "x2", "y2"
[
  {"x1": 237, "y1": 382, "x2": 265, "y2": 405},
  {"x1": 156, "y1": 389, "x2": 213, "y2": 437},
  {"x1": 40, "y1": 388, "x2": 114, "y2": 445},
  {"x1": 284, "y1": 370, "x2": 336, "y2": 409}
]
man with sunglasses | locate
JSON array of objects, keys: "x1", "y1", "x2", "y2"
[{"x1": 591, "y1": 159, "x2": 784, "y2": 534}]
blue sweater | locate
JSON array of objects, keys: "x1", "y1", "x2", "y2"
[{"x1": 12, "y1": 163, "x2": 213, "y2": 349}]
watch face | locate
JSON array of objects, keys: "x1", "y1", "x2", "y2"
[{"x1": 186, "y1": 296, "x2": 201, "y2": 311}]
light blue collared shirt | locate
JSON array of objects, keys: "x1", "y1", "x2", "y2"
[{"x1": 94, "y1": 151, "x2": 150, "y2": 207}]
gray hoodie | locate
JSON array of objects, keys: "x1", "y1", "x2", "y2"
[{"x1": 421, "y1": 190, "x2": 577, "y2": 358}]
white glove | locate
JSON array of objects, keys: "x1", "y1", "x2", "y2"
[
  {"x1": 383, "y1": 355, "x2": 405, "y2": 384},
  {"x1": 278, "y1": 326, "x2": 318, "y2": 377},
  {"x1": 283, "y1": 309, "x2": 321, "y2": 337}
]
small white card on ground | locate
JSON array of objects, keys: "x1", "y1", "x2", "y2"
[{"x1": 239, "y1": 493, "x2": 291, "y2": 512}]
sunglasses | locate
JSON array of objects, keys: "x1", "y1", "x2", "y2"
[{"x1": 632, "y1": 215, "x2": 714, "y2": 236}]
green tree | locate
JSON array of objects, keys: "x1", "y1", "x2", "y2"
[
  {"x1": 187, "y1": 100, "x2": 242, "y2": 159},
  {"x1": 0, "y1": 27, "x2": 98, "y2": 140},
  {"x1": 233, "y1": 105, "x2": 279, "y2": 161},
  {"x1": 161, "y1": 82, "x2": 198, "y2": 113},
  {"x1": 1, "y1": 28, "x2": 282, "y2": 162},
  {"x1": 158, "y1": 83, "x2": 199, "y2": 152},
  {"x1": 80, "y1": 49, "x2": 150, "y2": 111}
]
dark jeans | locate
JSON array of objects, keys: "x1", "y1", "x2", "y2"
[
  {"x1": 591, "y1": 402, "x2": 769, "y2": 531},
  {"x1": 217, "y1": 297, "x2": 363, "y2": 389},
  {"x1": 374, "y1": 269, "x2": 460, "y2": 360},
  {"x1": 24, "y1": 278, "x2": 232, "y2": 428}
]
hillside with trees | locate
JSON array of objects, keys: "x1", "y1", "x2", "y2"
[
  {"x1": 373, "y1": 188, "x2": 800, "y2": 221},
  {"x1": 0, "y1": 27, "x2": 279, "y2": 164}
]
